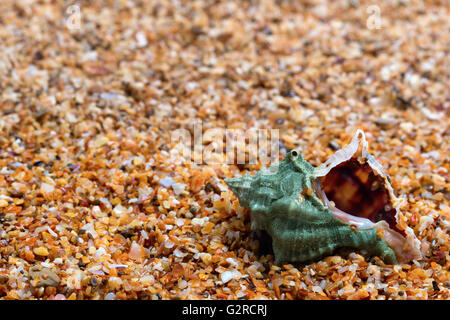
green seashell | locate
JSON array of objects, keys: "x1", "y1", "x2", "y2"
[{"x1": 225, "y1": 130, "x2": 421, "y2": 265}]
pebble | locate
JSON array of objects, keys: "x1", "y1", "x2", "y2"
[
  {"x1": 28, "y1": 266, "x2": 60, "y2": 287},
  {"x1": 94, "y1": 136, "x2": 109, "y2": 148},
  {"x1": 40, "y1": 183, "x2": 54, "y2": 195},
  {"x1": 159, "y1": 177, "x2": 174, "y2": 188},
  {"x1": 0, "y1": 275, "x2": 8, "y2": 284},
  {"x1": 220, "y1": 270, "x2": 242, "y2": 284},
  {"x1": 90, "y1": 277, "x2": 98, "y2": 287},
  {"x1": 400, "y1": 122, "x2": 414, "y2": 134},
  {"x1": 172, "y1": 183, "x2": 187, "y2": 196},
  {"x1": 105, "y1": 292, "x2": 116, "y2": 300},
  {"x1": 33, "y1": 247, "x2": 49, "y2": 256}
]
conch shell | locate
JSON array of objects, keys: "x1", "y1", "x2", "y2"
[{"x1": 225, "y1": 130, "x2": 421, "y2": 264}]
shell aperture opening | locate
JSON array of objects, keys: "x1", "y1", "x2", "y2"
[
  {"x1": 313, "y1": 130, "x2": 422, "y2": 263},
  {"x1": 320, "y1": 159, "x2": 401, "y2": 235}
]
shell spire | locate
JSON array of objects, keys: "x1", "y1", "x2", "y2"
[{"x1": 224, "y1": 174, "x2": 255, "y2": 208}]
